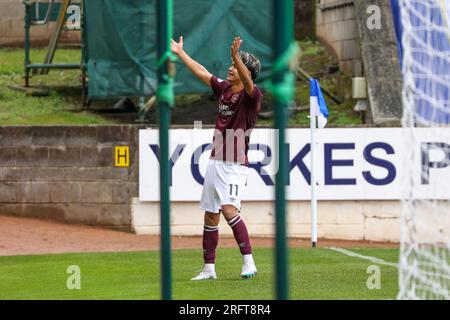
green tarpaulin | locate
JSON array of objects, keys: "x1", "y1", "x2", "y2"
[{"x1": 84, "y1": 0, "x2": 274, "y2": 99}]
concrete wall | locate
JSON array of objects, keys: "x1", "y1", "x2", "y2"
[
  {"x1": 353, "y1": 0, "x2": 403, "y2": 126},
  {"x1": 131, "y1": 199, "x2": 450, "y2": 243},
  {"x1": 0, "y1": 0, "x2": 80, "y2": 47},
  {"x1": 0, "y1": 126, "x2": 140, "y2": 231},
  {"x1": 132, "y1": 199, "x2": 405, "y2": 242},
  {"x1": 1, "y1": 125, "x2": 446, "y2": 243}
]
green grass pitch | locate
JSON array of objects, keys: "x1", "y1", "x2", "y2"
[{"x1": 0, "y1": 247, "x2": 399, "y2": 300}]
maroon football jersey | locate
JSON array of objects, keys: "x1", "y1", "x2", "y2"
[{"x1": 209, "y1": 76, "x2": 262, "y2": 164}]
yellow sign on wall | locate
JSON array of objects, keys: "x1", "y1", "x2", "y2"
[{"x1": 115, "y1": 146, "x2": 129, "y2": 167}]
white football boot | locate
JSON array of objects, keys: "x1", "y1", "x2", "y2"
[
  {"x1": 241, "y1": 254, "x2": 257, "y2": 279},
  {"x1": 191, "y1": 264, "x2": 217, "y2": 280}
]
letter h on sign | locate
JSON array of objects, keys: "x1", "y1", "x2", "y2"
[{"x1": 115, "y1": 146, "x2": 129, "y2": 167}]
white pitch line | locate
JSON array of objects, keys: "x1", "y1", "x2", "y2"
[{"x1": 327, "y1": 247, "x2": 399, "y2": 268}]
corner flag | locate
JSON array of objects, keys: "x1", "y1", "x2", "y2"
[
  {"x1": 309, "y1": 78, "x2": 329, "y2": 248},
  {"x1": 310, "y1": 78, "x2": 329, "y2": 128}
]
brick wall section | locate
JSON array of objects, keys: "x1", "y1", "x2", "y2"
[
  {"x1": 316, "y1": 0, "x2": 362, "y2": 76},
  {"x1": 0, "y1": 0, "x2": 80, "y2": 47},
  {"x1": 0, "y1": 125, "x2": 142, "y2": 231}
]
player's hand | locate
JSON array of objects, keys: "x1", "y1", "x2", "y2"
[
  {"x1": 171, "y1": 36, "x2": 184, "y2": 56},
  {"x1": 231, "y1": 36, "x2": 243, "y2": 61}
]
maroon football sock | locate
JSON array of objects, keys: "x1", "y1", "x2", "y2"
[
  {"x1": 227, "y1": 215, "x2": 252, "y2": 255},
  {"x1": 203, "y1": 225, "x2": 219, "y2": 264}
]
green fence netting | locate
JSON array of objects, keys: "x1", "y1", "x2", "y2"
[{"x1": 84, "y1": 0, "x2": 274, "y2": 99}]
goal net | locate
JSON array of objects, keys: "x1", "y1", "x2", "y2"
[{"x1": 398, "y1": 0, "x2": 450, "y2": 299}]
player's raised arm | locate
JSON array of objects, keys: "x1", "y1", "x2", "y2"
[
  {"x1": 230, "y1": 37, "x2": 254, "y2": 96},
  {"x1": 171, "y1": 36, "x2": 212, "y2": 87}
]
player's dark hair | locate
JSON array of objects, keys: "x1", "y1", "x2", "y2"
[{"x1": 239, "y1": 51, "x2": 261, "y2": 80}]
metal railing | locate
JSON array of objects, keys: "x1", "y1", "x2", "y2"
[{"x1": 23, "y1": 0, "x2": 56, "y2": 25}]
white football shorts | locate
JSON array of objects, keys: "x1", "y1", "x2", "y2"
[{"x1": 199, "y1": 159, "x2": 248, "y2": 214}]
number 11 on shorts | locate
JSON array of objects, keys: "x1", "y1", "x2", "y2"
[{"x1": 229, "y1": 184, "x2": 239, "y2": 196}]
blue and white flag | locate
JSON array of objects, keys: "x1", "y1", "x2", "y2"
[{"x1": 310, "y1": 78, "x2": 329, "y2": 128}]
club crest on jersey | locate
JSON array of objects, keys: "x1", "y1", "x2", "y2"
[{"x1": 231, "y1": 94, "x2": 239, "y2": 104}]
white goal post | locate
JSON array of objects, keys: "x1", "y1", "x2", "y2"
[{"x1": 398, "y1": 0, "x2": 450, "y2": 300}]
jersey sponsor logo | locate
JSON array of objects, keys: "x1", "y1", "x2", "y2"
[{"x1": 218, "y1": 103, "x2": 234, "y2": 116}]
